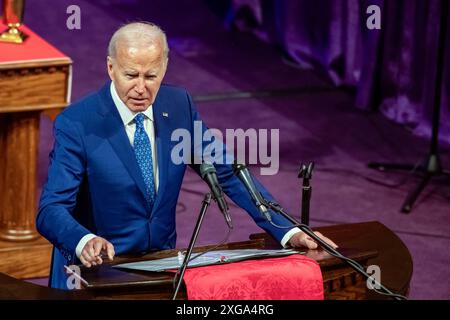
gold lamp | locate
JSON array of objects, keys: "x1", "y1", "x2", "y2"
[{"x1": 0, "y1": 0, "x2": 27, "y2": 44}]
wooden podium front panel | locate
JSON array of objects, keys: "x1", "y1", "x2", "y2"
[
  {"x1": 0, "y1": 62, "x2": 70, "y2": 112},
  {"x1": 0, "y1": 23, "x2": 72, "y2": 279}
]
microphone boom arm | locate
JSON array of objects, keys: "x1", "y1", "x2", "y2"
[{"x1": 260, "y1": 198, "x2": 406, "y2": 300}]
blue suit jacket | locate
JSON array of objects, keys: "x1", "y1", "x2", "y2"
[{"x1": 37, "y1": 82, "x2": 295, "y2": 289}]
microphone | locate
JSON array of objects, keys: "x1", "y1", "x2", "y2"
[
  {"x1": 199, "y1": 163, "x2": 233, "y2": 229},
  {"x1": 232, "y1": 163, "x2": 272, "y2": 222}
]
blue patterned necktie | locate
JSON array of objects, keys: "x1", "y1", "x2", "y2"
[{"x1": 133, "y1": 113, "x2": 156, "y2": 209}]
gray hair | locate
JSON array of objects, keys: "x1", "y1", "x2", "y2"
[{"x1": 108, "y1": 22, "x2": 169, "y2": 60}]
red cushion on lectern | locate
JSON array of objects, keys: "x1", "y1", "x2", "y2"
[
  {"x1": 0, "y1": 23, "x2": 67, "y2": 63},
  {"x1": 181, "y1": 255, "x2": 324, "y2": 300}
]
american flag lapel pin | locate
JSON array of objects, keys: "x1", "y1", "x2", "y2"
[{"x1": 162, "y1": 112, "x2": 169, "y2": 118}]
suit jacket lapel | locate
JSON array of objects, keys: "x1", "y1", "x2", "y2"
[
  {"x1": 97, "y1": 82, "x2": 152, "y2": 213},
  {"x1": 151, "y1": 95, "x2": 170, "y2": 213}
]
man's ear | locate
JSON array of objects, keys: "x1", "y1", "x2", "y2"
[{"x1": 107, "y1": 56, "x2": 114, "y2": 80}]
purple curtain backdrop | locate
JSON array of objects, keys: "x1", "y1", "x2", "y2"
[{"x1": 229, "y1": 0, "x2": 450, "y2": 145}]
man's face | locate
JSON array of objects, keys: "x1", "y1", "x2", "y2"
[{"x1": 107, "y1": 41, "x2": 167, "y2": 112}]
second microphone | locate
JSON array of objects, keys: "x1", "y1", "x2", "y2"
[{"x1": 199, "y1": 163, "x2": 233, "y2": 229}]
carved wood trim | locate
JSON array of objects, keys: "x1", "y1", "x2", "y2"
[
  {"x1": 0, "y1": 58, "x2": 72, "y2": 71},
  {"x1": 0, "y1": 64, "x2": 70, "y2": 76}
]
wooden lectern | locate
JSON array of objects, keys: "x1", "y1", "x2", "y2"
[
  {"x1": 0, "y1": 23, "x2": 72, "y2": 279},
  {"x1": 0, "y1": 221, "x2": 413, "y2": 299},
  {"x1": 78, "y1": 221, "x2": 413, "y2": 300}
]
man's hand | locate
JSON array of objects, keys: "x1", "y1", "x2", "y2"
[
  {"x1": 80, "y1": 236, "x2": 115, "y2": 268},
  {"x1": 288, "y1": 231, "x2": 338, "y2": 250}
]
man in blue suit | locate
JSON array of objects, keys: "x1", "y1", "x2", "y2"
[{"x1": 37, "y1": 22, "x2": 337, "y2": 290}]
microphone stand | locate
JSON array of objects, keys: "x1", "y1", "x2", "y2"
[
  {"x1": 262, "y1": 199, "x2": 406, "y2": 300},
  {"x1": 298, "y1": 162, "x2": 314, "y2": 225},
  {"x1": 171, "y1": 193, "x2": 212, "y2": 300},
  {"x1": 367, "y1": 0, "x2": 450, "y2": 213}
]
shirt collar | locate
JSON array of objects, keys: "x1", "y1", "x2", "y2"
[{"x1": 110, "y1": 82, "x2": 154, "y2": 125}]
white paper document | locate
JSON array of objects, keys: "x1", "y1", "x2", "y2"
[{"x1": 113, "y1": 248, "x2": 302, "y2": 272}]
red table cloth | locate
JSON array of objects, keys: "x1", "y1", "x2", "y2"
[
  {"x1": 181, "y1": 254, "x2": 324, "y2": 300},
  {"x1": 0, "y1": 23, "x2": 67, "y2": 63}
]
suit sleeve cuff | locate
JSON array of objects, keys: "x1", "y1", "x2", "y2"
[
  {"x1": 280, "y1": 227, "x2": 302, "y2": 248},
  {"x1": 76, "y1": 233, "x2": 97, "y2": 259}
]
